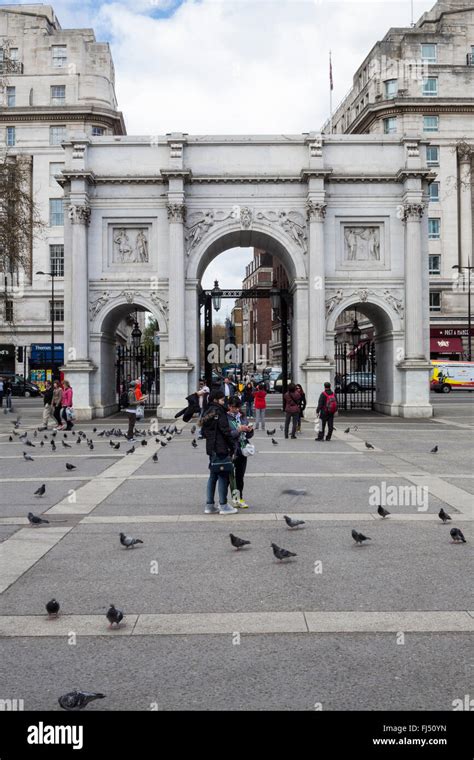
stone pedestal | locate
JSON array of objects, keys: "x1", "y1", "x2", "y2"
[
  {"x1": 158, "y1": 361, "x2": 194, "y2": 419},
  {"x1": 301, "y1": 359, "x2": 332, "y2": 419},
  {"x1": 397, "y1": 359, "x2": 433, "y2": 418},
  {"x1": 61, "y1": 360, "x2": 96, "y2": 420}
]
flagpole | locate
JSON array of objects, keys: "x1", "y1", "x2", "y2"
[{"x1": 329, "y1": 50, "x2": 333, "y2": 133}]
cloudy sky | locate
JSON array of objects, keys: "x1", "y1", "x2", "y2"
[{"x1": 38, "y1": 0, "x2": 431, "y2": 315}]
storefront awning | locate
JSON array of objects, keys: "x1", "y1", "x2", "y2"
[{"x1": 430, "y1": 337, "x2": 463, "y2": 354}]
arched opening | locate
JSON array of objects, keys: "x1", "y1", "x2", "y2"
[
  {"x1": 327, "y1": 299, "x2": 403, "y2": 415},
  {"x1": 91, "y1": 300, "x2": 163, "y2": 416}
]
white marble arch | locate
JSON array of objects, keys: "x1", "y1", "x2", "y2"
[
  {"x1": 326, "y1": 295, "x2": 404, "y2": 416},
  {"x1": 89, "y1": 292, "x2": 167, "y2": 418}
]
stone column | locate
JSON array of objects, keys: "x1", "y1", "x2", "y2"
[
  {"x1": 403, "y1": 203, "x2": 425, "y2": 359},
  {"x1": 458, "y1": 144, "x2": 473, "y2": 269},
  {"x1": 167, "y1": 202, "x2": 187, "y2": 360},
  {"x1": 68, "y1": 203, "x2": 91, "y2": 360}
]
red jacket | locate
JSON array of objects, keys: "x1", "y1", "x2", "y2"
[{"x1": 253, "y1": 389, "x2": 267, "y2": 409}]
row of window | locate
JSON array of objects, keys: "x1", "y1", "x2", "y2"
[
  {"x1": 5, "y1": 299, "x2": 64, "y2": 322},
  {"x1": 384, "y1": 77, "x2": 440, "y2": 98},
  {"x1": 4, "y1": 125, "x2": 105, "y2": 146},
  {"x1": 0, "y1": 45, "x2": 69, "y2": 68},
  {"x1": 384, "y1": 115, "x2": 440, "y2": 134}
]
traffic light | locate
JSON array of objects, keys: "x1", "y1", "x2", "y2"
[{"x1": 17, "y1": 346, "x2": 23, "y2": 362}]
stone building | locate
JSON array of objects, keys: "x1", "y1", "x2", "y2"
[
  {"x1": 0, "y1": 3, "x2": 124, "y2": 380},
  {"x1": 322, "y1": 0, "x2": 474, "y2": 360}
]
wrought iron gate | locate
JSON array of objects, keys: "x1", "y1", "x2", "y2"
[
  {"x1": 334, "y1": 340, "x2": 376, "y2": 410},
  {"x1": 116, "y1": 344, "x2": 160, "y2": 411}
]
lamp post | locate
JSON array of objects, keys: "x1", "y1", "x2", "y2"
[
  {"x1": 211, "y1": 280, "x2": 222, "y2": 312},
  {"x1": 349, "y1": 317, "x2": 362, "y2": 348},
  {"x1": 452, "y1": 260, "x2": 472, "y2": 361},
  {"x1": 36, "y1": 269, "x2": 56, "y2": 380}
]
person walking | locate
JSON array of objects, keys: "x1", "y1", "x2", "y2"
[
  {"x1": 241, "y1": 381, "x2": 254, "y2": 419},
  {"x1": 295, "y1": 383, "x2": 306, "y2": 433},
  {"x1": 316, "y1": 381, "x2": 338, "y2": 441},
  {"x1": 51, "y1": 380, "x2": 62, "y2": 427},
  {"x1": 39, "y1": 380, "x2": 55, "y2": 430},
  {"x1": 4, "y1": 377, "x2": 13, "y2": 411},
  {"x1": 201, "y1": 390, "x2": 237, "y2": 515},
  {"x1": 59, "y1": 380, "x2": 74, "y2": 431},
  {"x1": 221, "y1": 376, "x2": 236, "y2": 408},
  {"x1": 125, "y1": 380, "x2": 148, "y2": 441},
  {"x1": 283, "y1": 383, "x2": 302, "y2": 439},
  {"x1": 253, "y1": 383, "x2": 267, "y2": 430},
  {"x1": 227, "y1": 396, "x2": 254, "y2": 509},
  {"x1": 0, "y1": 377, "x2": 3, "y2": 408}
]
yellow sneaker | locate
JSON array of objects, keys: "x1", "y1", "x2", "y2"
[{"x1": 236, "y1": 498, "x2": 249, "y2": 509}]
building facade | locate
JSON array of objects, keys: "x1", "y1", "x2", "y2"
[
  {"x1": 240, "y1": 250, "x2": 274, "y2": 371},
  {"x1": 322, "y1": 0, "x2": 474, "y2": 360},
  {"x1": 0, "y1": 4, "x2": 124, "y2": 381}
]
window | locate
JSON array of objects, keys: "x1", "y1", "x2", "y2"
[
  {"x1": 423, "y1": 115, "x2": 439, "y2": 132},
  {"x1": 6, "y1": 126, "x2": 15, "y2": 146},
  {"x1": 50, "y1": 244, "x2": 64, "y2": 277},
  {"x1": 50, "y1": 126, "x2": 67, "y2": 145},
  {"x1": 50, "y1": 85, "x2": 65, "y2": 105},
  {"x1": 428, "y1": 218, "x2": 440, "y2": 239},
  {"x1": 470, "y1": 46, "x2": 474, "y2": 65},
  {"x1": 422, "y1": 77, "x2": 438, "y2": 96},
  {"x1": 49, "y1": 199, "x2": 64, "y2": 227},
  {"x1": 5, "y1": 300, "x2": 13, "y2": 322},
  {"x1": 91, "y1": 126, "x2": 105, "y2": 136},
  {"x1": 426, "y1": 145, "x2": 439, "y2": 165},
  {"x1": 383, "y1": 117, "x2": 397, "y2": 134},
  {"x1": 384, "y1": 79, "x2": 398, "y2": 99},
  {"x1": 50, "y1": 300, "x2": 64, "y2": 322},
  {"x1": 49, "y1": 162, "x2": 64, "y2": 185},
  {"x1": 421, "y1": 43, "x2": 437, "y2": 63},
  {"x1": 429, "y1": 255, "x2": 441, "y2": 275},
  {"x1": 52, "y1": 46, "x2": 67, "y2": 68},
  {"x1": 6, "y1": 86, "x2": 15, "y2": 107},
  {"x1": 429, "y1": 182, "x2": 440, "y2": 202},
  {"x1": 9, "y1": 48, "x2": 18, "y2": 61},
  {"x1": 429, "y1": 292, "x2": 441, "y2": 312}
]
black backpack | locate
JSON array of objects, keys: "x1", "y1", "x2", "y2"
[{"x1": 119, "y1": 390, "x2": 128, "y2": 408}]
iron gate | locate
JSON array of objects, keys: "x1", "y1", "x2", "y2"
[
  {"x1": 334, "y1": 340, "x2": 376, "y2": 410},
  {"x1": 116, "y1": 344, "x2": 160, "y2": 411}
]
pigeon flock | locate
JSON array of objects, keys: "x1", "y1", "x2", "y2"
[{"x1": 3, "y1": 413, "x2": 469, "y2": 710}]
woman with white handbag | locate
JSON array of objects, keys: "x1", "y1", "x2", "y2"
[
  {"x1": 125, "y1": 380, "x2": 148, "y2": 441},
  {"x1": 227, "y1": 396, "x2": 255, "y2": 509}
]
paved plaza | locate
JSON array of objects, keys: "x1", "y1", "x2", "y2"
[{"x1": 0, "y1": 395, "x2": 472, "y2": 711}]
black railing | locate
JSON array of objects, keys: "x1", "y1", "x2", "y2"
[
  {"x1": 334, "y1": 340, "x2": 376, "y2": 411},
  {"x1": 116, "y1": 344, "x2": 160, "y2": 411}
]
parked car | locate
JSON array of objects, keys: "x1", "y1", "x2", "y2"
[
  {"x1": 263, "y1": 367, "x2": 283, "y2": 392},
  {"x1": 274, "y1": 373, "x2": 291, "y2": 393},
  {"x1": 342, "y1": 372, "x2": 376, "y2": 392},
  {"x1": 10, "y1": 375, "x2": 41, "y2": 398}
]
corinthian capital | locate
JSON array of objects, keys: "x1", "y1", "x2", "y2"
[
  {"x1": 402, "y1": 203, "x2": 425, "y2": 222},
  {"x1": 457, "y1": 141, "x2": 472, "y2": 162},
  {"x1": 68, "y1": 204, "x2": 91, "y2": 225},
  {"x1": 306, "y1": 200, "x2": 327, "y2": 222},
  {"x1": 167, "y1": 203, "x2": 186, "y2": 222}
]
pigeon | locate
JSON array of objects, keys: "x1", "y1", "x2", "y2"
[
  {"x1": 190, "y1": 425, "x2": 196, "y2": 434},
  {"x1": 438, "y1": 508, "x2": 451, "y2": 523},
  {"x1": 93, "y1": 427, "x2": 97, "y2": 432},
  {"x1": 352, "y1": 529, "x2": 371, "y2": 545},
  {"x1": 114, "y1": 442, "x2": 120, "y2": 450},
  {"x1": 191, "y1": 439, "x2": 198, "y2": 448},
  {"x1": 141, "y1": 439, "x2": 147, "y2": 446},
  {"x1": 25, "y1": 440, "x2": 35, "y2": 447},
  {"x1": 271, "y1": 543, "x2": 297, "y2": 561},
  {"x1": 46, "y1": 599, "x2": 60, "y2": 617},
  {"x1": 34, "y1": 484, "x2": 46, "y2": 497},
  {"x1": 58, "y1": 690, "x2": 106, "y2": 711},
  {"x1": 88, "y1": 443, "x2": 94, "y2": 451},
  {"x1": 119, "y1": 532, "x2": 144, "y2": 548},
  {"x1": 51, "y1": 441, "x2": 56, "y2": 451},
  {"x1": 267, "y1": 429, "x2": 276, "y2": 436},
  {"x1": 160, "y1": 441, "x2": 167, "y2": 448},
  {"x1": 344, "y1": 427, "x2": 350, "y2": 434},
  {"x1": 272, "y1": 438, "x2": 278, "y2": 446},
  {"x1": 106, "y1": 604, "x2": 124, "y2": 628},
  {"x1": 166, "y1": 435, "x2": 172, "y2": 442},
  {"x1": 11, "y1": 430, "x2": 19, "y2": 436},
  {"x1": 377, "y1": 505, "x2": 390, "y2": 519},
  {"x1": 229, "y1": 533, "x2": 251, "y2": 549},
  {"x1": 65, "y1": 463, "x2": 76, "y2": 470},
  {"x1": 8, "y1": 436, "x2": 12, "y2": 442},
  {"x1": 283, "y1": 515, "x2": 305, "y2": 529},
  {"x1": 126, "y1": 446, "x2": 135, "y2": 455},
  {"x1": 23, "y1": 451, "x2": 34, "y2": 462},
  {"x1": 52, "y1": 431, "x2": 57, "y2": 437},
  {"x1": 76, "y1": 438, "x2": 81, "y2": 445},
  {"x1": 281, "y1": 489, "x2": 307, "y2": 496},
  {"x1": 109, "y1": 441, "x2": 115, "y2": 447},
  {"x1": 365, "y1": 441, "x2": 375, "y2": 450},
  {"x1": 279, "y1": 425, "x2": 284, "y2": 431},
  {"x1": 430, "y1": 445, "x2": 438, "y2": 454},
  {"x1": 28, "y1": 512, "x2": 49, "y2": 526},
  {"x1": 152, "y1": 452, "x2": 158, "y2": 463},
  {"x1": 62, "y1": 440, "x2": 71, "y2": 448},
  {"x1": 98, "y1": 430, "x2": 105, "y2": 437},
  {"x1": 450, "y1": 528, "x2": 466, "y2": 543},
  {"x1": 33, "y1": 430, "x2": 37, "y2": 438},
  {"x1": 40, "y1": 441, "x2": 44, "y2": 447}
]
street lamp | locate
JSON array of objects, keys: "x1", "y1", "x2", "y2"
[
  {"x1": 36, "y1": 269, "x2": 56, "y2": 380},
  {"x1": 348, "y1": 316, "x2": 362, "y2": 348},
  {"x1": 270, "y1": 280, "x2": 280, "y2": 311},
  {"x1": 131, "y1": 316, "x2": 142, "y2": 351},
  {"x1": 452, "y1": 260, "x2": 472, "y2": 361},
  {"x1": 211, "y1": 280, "x2": 222, "y2": 312}
]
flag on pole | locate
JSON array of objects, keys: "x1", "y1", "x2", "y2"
[{"x1": 329, "y1": 50, "x2": 333, "y2": 91}]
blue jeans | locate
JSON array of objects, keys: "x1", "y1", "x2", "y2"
[
  {"x1": 245, "y1": 401, "x2": 253, "y2": 417},
  {"x1": 206, "y1": 462, "x2": 229, "y2": 506}
]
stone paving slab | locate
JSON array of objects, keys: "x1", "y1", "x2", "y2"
[
  {"x1": 0, "y1": 633, "x2": 471, "y2": 710},
  {"x1": 0, "y1": 480, "x2": 84, "y2": 514},
  {"x1": 0, "y1": 525, "x2": 20, "y2": 543},
  {"x1": 0, "y1": 527, "x2": 73, "y2": 594}
]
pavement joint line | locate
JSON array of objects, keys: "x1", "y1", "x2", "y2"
[
  {"x1": 431, "y1": 417, "x2": 474, "y2": 430},
  {"x1": 401, "y1": 474, "x2": 474, "y2": 517},
  {"x1": 0, "y1": 611, "x2": 471, "y2": 637},
  {"x1": 72, "y1": 512, "x2": 472, "y2": 525},
  {"x1": 0, "y1": 526, "x2": 73, "y2": 595}
]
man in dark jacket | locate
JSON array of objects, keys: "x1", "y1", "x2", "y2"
[
  {"x1": 316, "y1": 381, "x2": 337, "y2": 441},
  {"x1": 283, "y1": 384, "x2": 302, "y2": 439},
  {"x1": 201, "y1": 390, "x2": 237, "y2": 514},
  {"x1": 39, "y1": 380, "x2": 55, "y2": 430}
]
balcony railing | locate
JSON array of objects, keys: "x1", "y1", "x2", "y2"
[
  {"x1": 467, "y1": 53, "x2": 474, "y2": 66},
  {"x1": 0, "y1": 60, "x2": 23, "y2": 75}
]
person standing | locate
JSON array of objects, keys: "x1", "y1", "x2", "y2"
[
  {"x1": 316, "y1": 381, "x2": 338, "y2": 441},
  {"x1": 4, "y1": 377, "x2": 12, "y2": 411},
  {"x1": 295, "y1": 383, "x2": 306, "y2": 433},
  {"x1": 59, "y1": 380, "x2": 74, "y2": 431},
  {"x1": 51, "y1": 380, "x2": 62, "y2": 427},
  {"x1": 222, "y1": 376, "x2": 236, "y2": 408},
  {"x1": 201, "y1": 390, "x2": 237, "y2": 515},
  {"x1": 39, "y1": 380, "x2": 55, "y2": 430},
  {"x1": 283, "y1": 383, "x2": 302, "y2": 439},
  {"x1": 227, "y1": 396, "x2": 254, "y2": 509},
  {"x1": 125, "y1": 380, "x2": 148, "y2": 441},
  {"x1": 241, "y1": 382, "x2": 254, "y2": 419},
  {"x1": 253, "y1": 383, "x2": 267, "y2": 430},
  {"x1": 0, "y1": 377, "x2": 3, "y2": 408}
]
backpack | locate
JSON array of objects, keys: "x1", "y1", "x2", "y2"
[
  {"x1": 324, "y1": 391, "x2": 338, "y2": 415},
  {"x1": 120, "y1": 390, "x2": 128, "y2": 408}
]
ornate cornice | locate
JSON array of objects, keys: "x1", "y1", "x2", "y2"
[
  {"x1": 396, "y1": 169, "x2": 437, "y2": 182},
  {"x1": 348, "y1": 100, "x2": 474, "y2": 135},
  {"x1": 189, "y1": 174, "x2": 302, "y2": 184},
  {"x1": 300, "y1": 169, "x2": 333, "y2": 181},
  {"x1": 68, "y1": 204, "x2": 91, "y2": 225},
  {"x1": 160, "y1": 169, "x2": 192, "y2": 181},
  {"x1": 56, "y1": 170, "x2": 96, "y2": 188},
  {"x1": 167, "y1": 203, "x2": 186, "y2": 222},
  {"x1": 0, "y1": 106, "x2": 125, "y2": 133}
]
